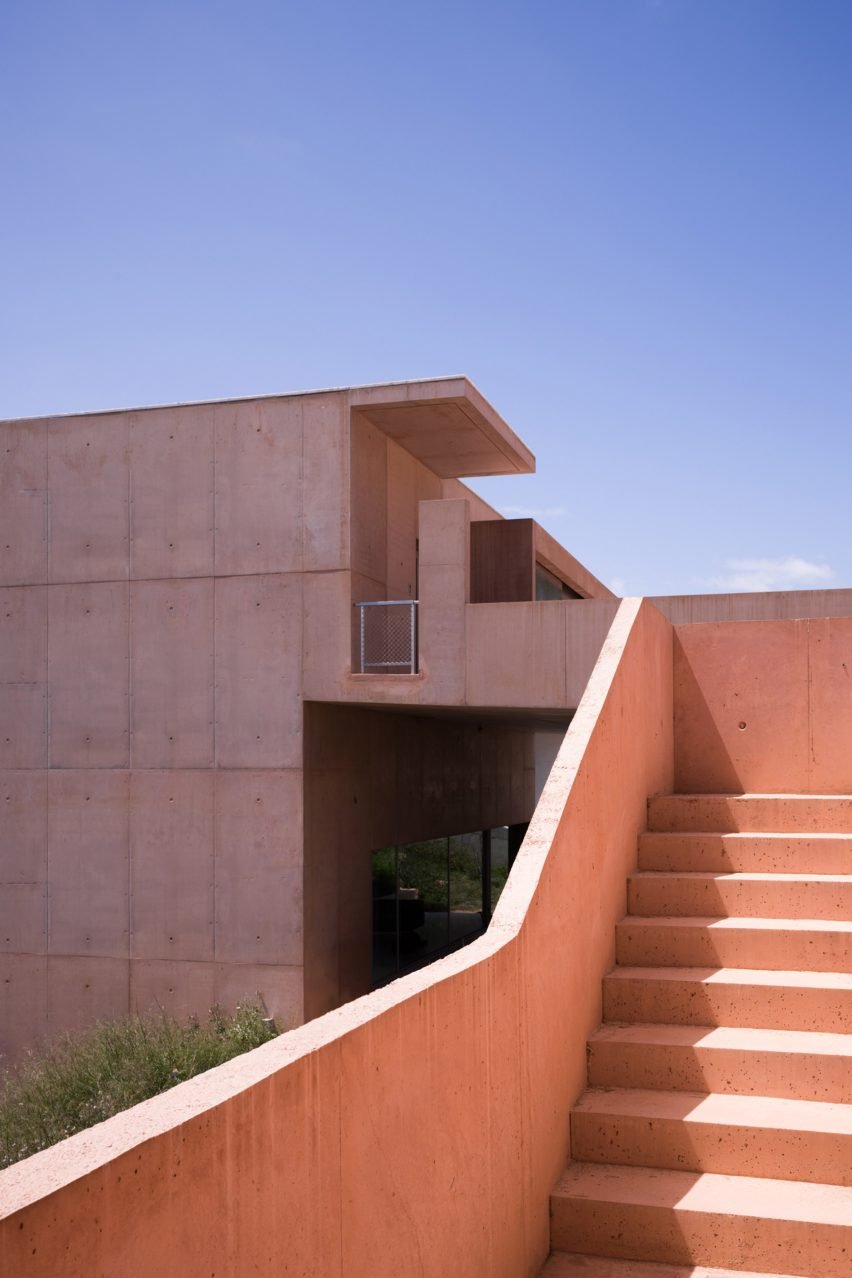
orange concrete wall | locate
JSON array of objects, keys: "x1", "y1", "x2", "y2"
[
  {"x1": 652, "y1": 587, "x2": 852, "y2": 624},
  {"x1": 0, "y1": 391, "x2": 350, "y2": 1060},
  {"x1": 0, "y1": 598, "x2": 674, "y2": 1278},
  {"x1": 674, "y1": 616, "x2": 852, "y2": 793}
]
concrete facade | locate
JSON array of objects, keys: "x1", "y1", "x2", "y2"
[
  {"x1": 0, "y1": 377, "x2": 615, "y2": 1061},
  {"x1": 3, "y1": 374, "x2": 852, "y2": 1275}
]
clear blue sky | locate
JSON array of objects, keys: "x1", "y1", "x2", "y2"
[{"x1": 2, "y1": 1, "x2": 850, "y2": 596}]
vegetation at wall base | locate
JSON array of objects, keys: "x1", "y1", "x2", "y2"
[{"x1": 0, "y1": 1000, "x2": 278, "y2": 1170}]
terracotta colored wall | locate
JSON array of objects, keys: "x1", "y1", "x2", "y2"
[
  {"x1": 0, "y1": 392, "x2": 350, "y2": 1062},
  {"x1": 653, "y1": 587, "x2": 852, "y2": 624},
  {"x1": 674, "y1": 616, "x2": 852, "y2": 792},
  {"x1": 0, "y1": 598, "x2": 674, "y2": 1278},
  {"x1": 303, "y1": 703, "x2": 536, "y2": 1017}
]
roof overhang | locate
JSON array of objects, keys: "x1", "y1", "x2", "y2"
[{"x1": 350, "y1": 377, "x2": 535, "y2": 478}]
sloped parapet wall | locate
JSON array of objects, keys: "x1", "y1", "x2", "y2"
[{"x1": 0, "y1": 599, "x2": 674, "y2": 1278}]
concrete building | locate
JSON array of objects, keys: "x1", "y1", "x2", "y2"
[
  {"x1": 0, "y1": 376, "x2": 617, "y2": 1060},
  {"x1": 4, "y1": 376, "x2": 852, "y2": 1278}
]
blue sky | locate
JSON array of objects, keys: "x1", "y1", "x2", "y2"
[{"x1": 2, "y1": 0, "x2": 850, "y2": 596}]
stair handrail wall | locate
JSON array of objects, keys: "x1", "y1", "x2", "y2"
[{"x1": 0, "y1": 599, "x2": 674, "y2": 1278}]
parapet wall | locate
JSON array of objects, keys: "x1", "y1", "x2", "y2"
[
  {"x1": 674, "y1": 615, "x2": 852, "y2": 793},
  {"x1": 0, "y1": 598, "x2": 674, "y2": 1278}
]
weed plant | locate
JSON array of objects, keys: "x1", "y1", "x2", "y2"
[{"x1": 0, "y1": 1001, "x2": 277, "y2": 1170}]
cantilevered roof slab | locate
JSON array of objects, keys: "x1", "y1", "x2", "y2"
[{"x1": 349, "y1": 376, "x2": 535, "y2": 478}]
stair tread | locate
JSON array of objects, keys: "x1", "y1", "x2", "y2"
[
  {"x1": 553, "y1": 1162, "x2": 852, "y2": 1223},
  {"x1": 657, "y1": 792, "x2": 852, "y2": 800},
  {"x1": 541, "y1": 1252, "x2": 812, "y2": 1278},
  {"x1": 642, "y1": 831, "x2": 852, "y2": 840},
  {"x1": 590, "y1": 1022, "x2": 852, "y2": 1053},
  {"x1": 619, "y1": 915, "x2": 852, "y2": 932},
  {"x1": 608, "y1": 965, "x2": 852, "y2": 989},
  {"x1": 575, "y1": 1087, "x2": 852, "y2": 1134},
  {"x1": 630, "y1": 871, "x2": 852, "y2": 882}
]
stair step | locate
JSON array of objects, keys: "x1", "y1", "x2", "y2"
[
  {"x1": 616, "y1": 916, "x2": 852, "y2": 971},
  {"x1": 603, "y1": 965, "x2": 852, "y2": 1032},
  {"x1": 571, "y1": 1087, "x2": 852, "y2": 1185},
  {"x1": 550, "y1": 1162, "x2": 852, "y2": 1276},
  {"x1": 627, "y1": 872, "x2": 852, "y2": 920},
  {"x1": 638, "y1": 831, "x2": 852, "y2": 874},
  {"x1": 587, "y1": 1023, "x2": 852, "y2": 1103},
  {"x1": 647, "y1": 794, "x2": 852, "y2": 835},
  {"x1": 540, "y1": 1251, "x2": 812, "y2": 1278}
]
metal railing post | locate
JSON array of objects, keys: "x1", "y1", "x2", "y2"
[
  {"x1": 359, "y1": 603, "x2": 366, "y2": 674},
  {"x1": 409, "y1": 601, "x2": 416, "y2": 674}
]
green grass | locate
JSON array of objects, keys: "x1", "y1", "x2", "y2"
[{"x1": 0, "y1": 1000, "x2": 278, "y2": 1170}]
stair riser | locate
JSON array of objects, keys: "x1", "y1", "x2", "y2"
[
  {"x1": 628, "y1": 876, "x2": 852, "y2": 920},
  {"x1": 616, "y1": 922, "x2": 852, "y2": 972},
  {"x1": 647, "y1": 796, "x2": 852, "y2": 835},
  {"x1": 638, "y1": 833, "x2": 852, "y2": 874},
  {"x1": 587, "y1": 1039, "x2": 852, "y2": 1103},
  {"x1": 571, "y1": 1110, "x2": 852, "y2": 1186},
  {"x1": 549, "y1": 1197, "x2": 851, "y2": 1277},
  {"x1": 603, "y1": 975, "x2": 852, "y2": 1032}
]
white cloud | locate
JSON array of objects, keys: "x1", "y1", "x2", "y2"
[
  {"x1": 499, "y1": 504, "x2": 567, "y2": 521},
  {"x1": 609, "y1": 577, "x2": 628, "y2": 596},
  {"x1": 705, "y1": 556, "x2": 835, "y2": 593}
]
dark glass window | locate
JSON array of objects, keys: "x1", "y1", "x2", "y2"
[{"x1": 372, "y1": 826, "x2": 514, "y2": 987}]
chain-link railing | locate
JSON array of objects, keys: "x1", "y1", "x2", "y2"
[{"x1": 354, "y1": 600, "x2": 418, "y2": 674}]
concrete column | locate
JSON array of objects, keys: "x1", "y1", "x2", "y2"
[{"x1": 417, "y1": 498, "x2": 470, "y2": 704}]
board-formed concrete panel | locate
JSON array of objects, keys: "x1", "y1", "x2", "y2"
[
  {"x1": 130, "y1": 770, "x2": 214, "y2": 961},
  {"x1": 0, "y1": 770, "x2": 47, "y2": 884},
  {"x1": 674, "y1": 620, "x2": 810, "y2": 793},
  {"x1": 385, "y1": 439, "x2": 442, "y2": 599},
  {"x1": 213, "y1": 770, "x2": 303, "y2": 966},
  {"x1": 130, "y1": 406, "x2": 215, "y2": 579},
  {"x1": 48, "y1": 582, "x2": 129, "y2": 767},
  {"x1": 349, "y1": 414, "x2": 388, "y2": 586},
  {"x1": 302, "y1": 570, "x2": 351, "y2": 698},
  {"x1": 47, "y1": 770, "x2": 130, "y2": 958},
  {"x1": 0, "y1": 682, "x2": 46, "y2": 767},
  {"x1": 130, "y1": 958, "x2": 217, "y2": 1022},
  {"x1": 47, "y1": 415, "x2": 130, "y2": 583},
  {"x1": 130, "y1": 578, "x2": 214, "y2": 768},
  {"x1": 465, "y1": 602, "x2": 567, "y2": 708},
  {"x1": 0, "y1": 585, "x2": 47, "y2": 683},
  {"x1": 0, "y1": 954, "x2": 47, "y2": 1062},
  {"x1": 214, "y1": 398, "x2": 303, "y2": 576},
  {"x1": 302, "y1": 393, "x2": 349, "y2": 572},
  {"x1": 0, "y1": 584, "x2": 46, "y2": 759},
  {"x1": 0, "y1": 883, "x2": 46, "y2": 954},
  {"x1": 47, "y1": 955, "x2": 130, "y2": 1038},
  {"x1": 213, "y1": 961, "x2": 303, "y2": 1027},
  {"x1": 214, "y1": 574, "x2": 302, "y2": 768},
  {"x1": 808, "y1": 618, "x2": 852, "y2": 792},
  {"x1": 0, "y1": 420, "x2": 47, "y2": 586}
]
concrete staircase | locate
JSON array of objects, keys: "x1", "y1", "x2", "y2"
[{"x1": 542, "y1": 795, "x2": 852, "y2": 1278}]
